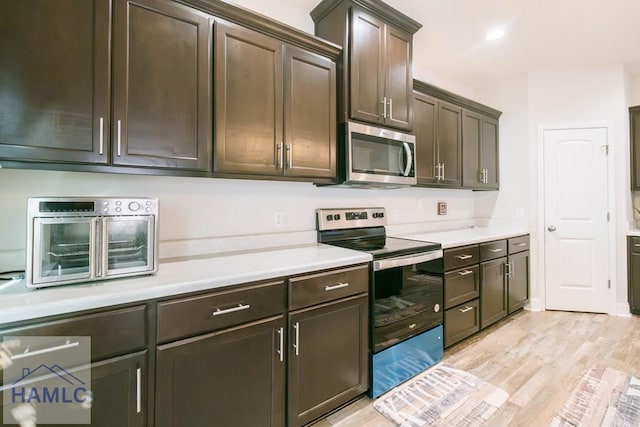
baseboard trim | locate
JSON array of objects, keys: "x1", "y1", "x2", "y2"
[
  {"x1": 526, "y1": 298, "x2": 545, "y2": 312},
  {"x1": 614, "y1": 302, "x2": 631, "y2": 317}
]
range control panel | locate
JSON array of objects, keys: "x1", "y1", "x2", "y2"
[{"x1": 316, "y1": 207, "x2": 386, "y2": 231}]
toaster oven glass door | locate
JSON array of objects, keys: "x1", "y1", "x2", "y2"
[
  {"x1": 32, "y1": 217, "x2": 96, "y2": 285},
  {"x1": 103, "y1": 216, "x2": 155, "y2": 276}
]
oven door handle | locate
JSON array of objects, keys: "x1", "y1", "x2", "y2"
[{"x1": 373, "y1": 250, "x2": 443, "y2": 271}]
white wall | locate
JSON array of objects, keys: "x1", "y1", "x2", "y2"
[
  {"x1": 526, "y1": 65, "x2": 630, "y2": 314},
  {"x1": 629, "y1": 75, "x2": 640, "y2": 106}
]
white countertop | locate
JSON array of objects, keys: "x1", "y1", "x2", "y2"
[
  {"x1": 0, "y1": 244, "x2": 371, "y2": 325},
  {"x1": 400, "y1": 225, "x2": 529, "y2": 249},
  {"x1": 628, "y1": 230, "x2": 640, "y2": 237}
]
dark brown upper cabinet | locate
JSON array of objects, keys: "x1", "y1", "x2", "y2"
[
  {"x1": 112, "y1": 0, "x2": 212, "y2": 171},
  {"x1": 0, "y1": 0, "x2": 110, "y2": 164},
  {"x1": 214, "y1": 21, "x2": 337, "y2": 180},
  {"x1": 413, "y1": 92, "x2": 462, "y2": 187},
  {"x1": 0, "y1": 0, "x2": 212, "y2": 171},
  {"x1": 311, "y1": 0, "x2": 422, "y2": 131},
  {"x1": 630, "y1": 106, "x2": 640, "y2": 190},
  {"x1": 462, "y1": 110, "x2": 499, "y2": 189}
]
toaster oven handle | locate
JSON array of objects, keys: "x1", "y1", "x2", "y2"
[
  {"x1": 374, "y1": 250, "x2": 443, "y2": 271},
  {"x1": 402, "y1": 142, "x2": 413, "y2": 177}
]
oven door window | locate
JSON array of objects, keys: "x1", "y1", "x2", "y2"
[
  {"x1": 373, "y1": 264, "x2": 443, "y2": 352},
  {"x1": 103, "y1": 216, "x2": 154, "y2": 276},
  {"x1": 351, "y1": 132, "x2": 413, "y2": 177},
  {"x1": 32, "y1": 218, "x2": 95, "y2": 284}
]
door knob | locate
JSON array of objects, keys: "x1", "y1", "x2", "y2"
[{"x1": 547, "y1": 226, "x2": 556, "y2": 232}]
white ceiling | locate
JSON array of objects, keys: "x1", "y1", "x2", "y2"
[{"x1": 245, "y1": 0, "x2": 640, "y2": 88}]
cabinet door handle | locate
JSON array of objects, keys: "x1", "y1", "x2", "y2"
[
  {"x1": 435, "y1": 163, "x2": 441, "y2": 180},
  {"x1": 276, "y1": 142, "x2": 283, "y2": 169},
  {"x1": 488, "y1": 248, "x2": 503, "y2": 253},
  {"x1": 212, "y1": 303, "x2": 250, "y2": 316},
  {"x1": 457, "y1": 269, "x2": 474, "y2": 276},
  {"x1": 459, "y1": 306, "x2": 473, "y2": 313},
  {"x1": 325, "y1": 282, "x2": 349, "y2": 291},
  {"x1": 504, "y1": 262, "x2": 511, "y2": 277},
  {"x1": 485, "y1": 168, "x2": 489, "y2": 183},
  {"x1": 441, "y1": 162, "x2": 445, "y2": 180},
  {"x1": 510, "y1": 262, "x2": 515, "y2": 275},
  {"x1": 388, "y1": 98, "x2": 393, "y2": 120},
  {"x1": 293, "y1": 322, "x2": 300, "y2": 356},
  {"x1": 117, "y1": 120, "x2": 122, "y2": 157},
  {"x1": 381, "y1": 97, "x2": 387, "y2": 119},
  {"x1": 287, "y1": 143, "x2": 293, "y2": 169},
  {"x1": 136, "y1": 367, "x2": 142, "y2": 414},
  {"x1": 99, "y1": 117, "x2": 104, "y2": 155},
  {"x1": 455, "y1": 254, "x2": 473, "y2": 260},
  {"x1": 10, "y1": 340, "x2": 79, "y2": 361},
  {"x1": 276, "y1": 327, "x2": 284, "y2": 362}
]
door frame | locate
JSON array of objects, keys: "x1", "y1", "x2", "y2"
[{"x1": 534, "y1": 122, "x2": 617, "y2": 314}]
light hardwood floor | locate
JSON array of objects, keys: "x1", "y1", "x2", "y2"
[{"x1": 313, "y1": 310, "x2": 640, "y2": 426}]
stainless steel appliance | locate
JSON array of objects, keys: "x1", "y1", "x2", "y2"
[
  {"x1": 316, "y1": 207, "x2": 443, "y2": 398},
  {"x1": 339, "y1": 121, "x2": 416, "y2": 188},
  {"x1": 26, "y1": 197, "x2": 158, "y2": 288}
]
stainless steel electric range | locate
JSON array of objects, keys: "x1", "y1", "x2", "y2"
[{"x1": 316, "y1": 207, "x2": 444, "y2": 398}]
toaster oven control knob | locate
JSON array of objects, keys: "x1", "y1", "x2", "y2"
[{"x1": 128, "y1": 202, "x2": 140, "y2": 212}]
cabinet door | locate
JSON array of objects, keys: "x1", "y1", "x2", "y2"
[
  {"x1": 155, "y1": 316, "x2": 285, "y2": 427},
  {"x1": 112, "y1": 0, "x2": 212, "y2": 170},
  {"x1": 462, "y1": 109, "x2": 482, "y2": 188},
  {"x1": 288, "y1": 295, "x2": 368, "y2": 427},
  {"x1": 437, "y1": 101, "x2": 463, "y2": 186},
  {"x1": 414, "y1": 91, "x2": 438, "y2": 185},
  {"x1": 628, "y1": 238, "x2": 640, "y2": 315},
  {"x1": 284, "y1": 47, "x2": 337, "y2": 179},
  {"x1": 480, "y1": 117, "x2": 499, "y2": 189},
  {"x1": 631, "y1": 108, "x2": 640, "y2": 190},
  {"x1": 480, "y1": 258, "x2": 508, "y2": 329},
  {"x1": 0, "y1": 0, "x2": 109, "y2": 164},
  {"x1": 384, "y1": 24, "x2": 412, "y2": 131},
  {"x1": 508, "y1": 251, "x2": 529, "y2": 314},
  {"x1": 350, "y1": 7, "x2": 385, "y2": 126},
  {"x1": 214, "y1": 21, "x2": 284, "y2": 175}
]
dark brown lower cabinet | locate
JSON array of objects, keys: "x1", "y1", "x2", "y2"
[
  {"x1": 508, "y1": 251, "x2": 530, "y2": 313},
  {"x1": 480, "y1": 258, "x2": 508, "y2": 329},
  {"x1": 155, "y1": 316, "x2": 285, "y2": 427},
  {"x1": 288, "y1": 294, "x2": 368, "y2": 427},
  {"x1": 628, "y1": 237, "x2": 640, "y2": 315},
  {"x1": 444, "y1": 298, "x2": 480, "y2": 348}
]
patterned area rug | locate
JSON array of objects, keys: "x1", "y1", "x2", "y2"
[
  {"x1": 373, "y1": 363, "x2": 509, "y2": 426},
  {"x1": 551, "y1": 365, "x2": 640, "y2": 427}
]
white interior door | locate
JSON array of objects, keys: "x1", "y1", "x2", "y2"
[{"x1": 543, "y1": 127, "x2": 609, "y2": 313}]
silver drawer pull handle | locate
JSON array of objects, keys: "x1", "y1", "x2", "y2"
[
  {"x1": 514, "y1": 242, "x2": 527, "y2": 247},
  {"x1": 325, "y1": 282, "x2": 349, "y2": 291},
  {"x1": 634, "y1": 244, "x2": 640, "y2": 247},
  {"x1": 136, "y1": 367, "x2": 142, "y2": 414},
  {"x1": 455, "y1": 254, "x2": 473, "y2": 260},
  {"x1": 409, "y1": 323, "x2": 417, "y2": 329},
  {"x1": 457, "y1": 270, "x2": 474, "y2": 276},
  {"x1": 458, "y1": 306, "x2": 474, "y2": 313},
  {"x1": 488, "y1": 248, "x2": 503, "y2": 253},
  {"x1": 11, "y1": 340, "x2": 80, "y2": 360},
  {"x1": 212, "y1": 304, "x2": 251, "y2": 316}
]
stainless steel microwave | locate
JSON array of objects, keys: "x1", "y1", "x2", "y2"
[
  {"x1": 26, "y1": 197, "x2": 159, "y2": 288},
  {"x1": 342, "y1": 121, "x2": 416, "y2": 188}
]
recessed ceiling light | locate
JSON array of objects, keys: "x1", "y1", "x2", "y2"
[{"x1": 485, "y1": 29, "x2": 505, "y2": 41}]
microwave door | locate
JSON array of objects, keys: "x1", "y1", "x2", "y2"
[
  {"x1": 103, "y1": 216, "x2": 155, "y2": 277},
  {"x1": 31, "y1": 217, "x2": 96, "y2": 286}
]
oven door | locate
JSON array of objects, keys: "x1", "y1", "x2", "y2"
[
  {"x1": 30, "y1": 217, "x2": 98, "y2": 287},
  {"x1": 372, "y1": 251, "x2": 443, "y2": 352},
  {"x1": 102, "y1": 216, "x2": 156, "y2": 277},
  {"x1": 346, "y1": 122, "x2": 416, "y2": 186}
]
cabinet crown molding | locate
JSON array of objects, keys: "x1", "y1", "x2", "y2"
[
  {"x1": 414, "y1": 79, "x2": 502, "y2": 119},
  {"x1": 310, "y1": 0, "x2": 423, "y2": 34},
  {"x1": 182, "y1": 0, "x2": 341, "y2": 59}
]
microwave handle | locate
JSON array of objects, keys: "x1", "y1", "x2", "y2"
[{"x1": 402, "y1": 142, "x2": 413, "y2": 177}]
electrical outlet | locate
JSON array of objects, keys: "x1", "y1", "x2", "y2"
[
  {"x1": 437, "y1": 202, "x2": 447, "y2": 216},
  {"x1": 273, "y1": 211, "x2": 283, "y2": 227}
]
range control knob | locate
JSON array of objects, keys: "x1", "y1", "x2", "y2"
[
  {"x1": 378, "y1": 212, "x2": 385, "y2": 218},
  {"x1": 326, "y1": 214, "x2": 333, "y2": 221},
  {"x1": 333, "y1": 214, "x2": 341, "y2": 221},
  {"x1": 128, "y1": 202, "x2": 140, "y2": 212}
]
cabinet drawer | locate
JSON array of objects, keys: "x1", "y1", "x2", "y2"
[
  {"x1": 0, "y1": 305, "x2": 147, "y2": 362},
  {"x1": 630, "y1": 237, "x2": 640, "y2": 255},
  {"x1": 443, "y1": 245, "x2": 479, "y2": 270},
  {"x1": 289, "y1": 264, "x2": 368, "y2": 310},
  {"x1": 480, "y1": 240, "x2": 507, "y2": 261},
  {"x1": 157, "y1": 280, "x2": 285, "y2": 343},
  {"x1": 444, "y1": 265, "x2": 479, "y2": 309},
  {"x1": 508, "y1": 235, "x2": 530, "y2": 254},
  {"x1": 444, "y1": 299, "x2": 479, "y2": 348}
]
